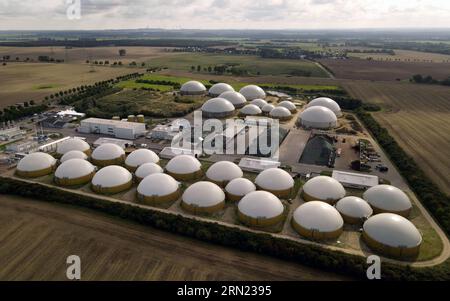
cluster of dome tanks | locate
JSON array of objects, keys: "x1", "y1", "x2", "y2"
[
  {"x1": 15, "y1": 138, "x2": 422, "y2": 260},
  {"x1": 182, "y1": 81, "x2": 297, "y2": 120},
  {"x1": 297, "y1": 97, "x2": 343, "y2": 130}
]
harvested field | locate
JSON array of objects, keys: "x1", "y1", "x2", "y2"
[
  {"x1": 0, "y1": 46, "x2": 171, "y2": 64},
  {"x1": 0, "y1": 195, "x2": 350, "y2": 281},
  {"x1": 0, "y1": 63, "x2": 143, "y2": 109},
  {"x1": 320, "y1": 58, "x2": 450, "y2": 81},
  {"x1": 348, "y1": 49, "x2": 450, "y2": 63},
  {"x1": 343, "y1": 81, "x2": 450, "y2": 194}
]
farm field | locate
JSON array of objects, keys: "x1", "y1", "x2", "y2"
[
  {"x1": 145, "y1": 52, "x2": 329, "y2": 77},
  {"x1": 0, "y1": 46, "x2": 172, "y2": 64},
  {"x1": 319, "y1": 58, "x2": 450, "y2": 81},
  {"x1": 0, "y1": 195, "x2": 350, "y2": 281},
  {"x1": 348, "y1": 49, "x2": 450, "y2": 63},
  {"x1": 342, "y1": 81, "x2": 450, "y2": 194},
  {"x1": 0, "y1": 63, "x2": 144, "y2": 109},
  {"x1": 117, "y1": 73, "x2": 342, "y2": 92}
]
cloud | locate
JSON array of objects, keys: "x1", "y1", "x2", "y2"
[{"x1": 0, "y1": 0, "x2": 448, "y2": 29}]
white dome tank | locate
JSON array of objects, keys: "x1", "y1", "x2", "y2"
[
  {"x1": 125, "y1": 149, "x2": 159, "y2": 171},
  {"x1": 238, "y1": 191, "x2": 284, "y2": 227},
  {"x1": 225, "y1": 178, "x2": 257, "y2": 202},
  {"x1": 363, "y1": 185, "x2": 412, "y2": 217},
  {"x1": 302, "y1": 176, "x2": 346, "y2": 204},
  {"x1": 219, "y1": 91, "x2": 247, "y2": 108},
  {"x1": 308, "y1": 97, "x2": 342, "y2": 117},
  {"x1": 239, "y1": 85, "x2": 266, "y2": 101},
  {"x1": 206, "y1": 161, "x2": 243, "y2": 186},
  {"x1": 335, "y1": 196, "x2": 373, "y2": 224},
  {"x1": 60, "y1": 150, "x2": 88, "y2": 163},
  {"x1": 56, "y1": 138, "x2": 90, "y2": 156},
  {"x1": 255, "y1": 168, "x2": 294, "y2": 198},
  {"x1": 181, "y1": 181, "x2": 225, "y2": 214},
  {"x1": 209, "y1": 83, "x2": 234, "y2": 97}
]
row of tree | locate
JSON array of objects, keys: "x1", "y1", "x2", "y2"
[
  {"x1": 410, "y1": 74, "x2": 450, "y2": 86},
  {"x1": 0, "y1": 177, "x2": 448, "y2": 281}
]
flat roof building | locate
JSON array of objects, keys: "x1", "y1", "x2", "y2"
[
  {"x1": 79, "y1": 118, "x2": 146, "y2": 140},
  {"x1": 238, "y1": 157, "x2": 281, "y2": 172},
  {"x1": 332, "y1": 170, "x2": 379, "y2": 189}
]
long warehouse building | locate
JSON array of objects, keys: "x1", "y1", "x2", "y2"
[{"x1": 78, "y1": 118, "x2": 146, "y2": 140}]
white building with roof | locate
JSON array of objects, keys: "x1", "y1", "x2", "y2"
[
  {"x1": 238, "y1": 157, "x2": 281, "y2": 172},
  {"x1": 332, "y1": 170, "x2": 379, "y2": 189},
  {"x1": 79, "y1": 118, "x2": 146, "y2": 140}
]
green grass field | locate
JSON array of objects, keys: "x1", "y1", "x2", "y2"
[
  {"x1": 115, "y1": 74, "x2": 341, "y2": 93},
  {"x1": 146, "y1": 53, "x2": 328, "y2": 77}
]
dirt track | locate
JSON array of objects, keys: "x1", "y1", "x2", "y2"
[{"x1": 0, "y1": 195, "x2": 351, "y2": 281}]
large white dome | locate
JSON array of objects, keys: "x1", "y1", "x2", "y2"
[
  {"x1": 125, "y1": 149, "x2": 159, "y2": 169},
  {"x1": 278, "y1": 101, "x2": 297, "y2": 112},
  {"x1": 92, "y1": 143, "x2": 125, "y2": 161},
  {"x1": 182, "y1": 181, "x2": 225, "y2": 208},
  {"x1": 17, "y1": 152, "x2": 56, "y2": 173},
  {"x1": 363, "y1": 213, "x2": 422, "y2": 248},
  {"x1": 55, "y1": 159, "x2": 95, "y2": 180},
  {"x1": 240, "y1": 104, "x2": 262, "y2": 116},
  {"x1": 137, "y1": 173, "x2": 179, "y2": 198},
  {"x1": 56, "y1": 138, "x2": 90, "y2": 156},
  {"x1": 262, "y1": 104, "x2": 275, "y2": 113},
  {"x1": 219, "y1": 91, "x2": 247, "y2": 108},
  {"x1": 308, "y1": 97, "x2": 342, "y2": 117},
  {"x1": 180, "y1": 81, "x2": 206, "y2": 94},
  {"x1": 135, "y1": 163, "x2": 164, "y2": 180},
  {"x1": 202, "y1": 98, "x2": 235, "y2": 114},
  {"x1": 166, "y1": 155, "x2": 202, "y2": 175},
  {"x1": 302, "y1": 176, "x2": 346, "y2": 204},
  {"x1": 250, "y1": 98, "x2": 268, "y2": 109},
  {"x1": 255, "y1": 168, "x2": 294, "y2": 192},
  {"x1": 270, "y1": 106, "x2": 292, "y2": 119},
  {"x1": 60, "y1": 150, "x2": 88, "y2": 163},
  {"x1": 206, "y1": 161, "x2": 243, "y2": 184},
  {"x1": 336, "y1": 196, "x2": 373, "y2": 222},
  {"x1": 209, "y1": 83, "x2": 234, "y2": 97},
  {"x1": 239, "y1": 85, "x2": 266, "y2": 101},
  {"x1": 225, "y1": 178, "x2": 256, "y2": 198},
  {"x1": 293, "y1": 201, "x2": 344, "y2": 233},
  {"x1": 238, "y1": 191, "x2": 284, "y2": 220},
  {"x1": 298, "y1": 106, "x2": 338, "y2": 129},
  {"x1": 92, "y1": 165, "x2": 132, "y2": 188},
  {"x1": 363, "y1": 185, "x2": 412, "y2": 216}
]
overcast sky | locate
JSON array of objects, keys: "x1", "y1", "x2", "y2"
[{"x1": 0, "y1": 0, "x2": 449, "y2": 30}]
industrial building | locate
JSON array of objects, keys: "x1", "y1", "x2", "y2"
[
  {"x1": 135, "y1": 163, "x2": 164, "y2": 182},
  {"x1": 181, "y1": 181, "x2": 225, "y2": 214},
  {"x1": 239, "y1": 104, "x2": 262, "y2": 117},
  {"x1": 60, "y1": 150, "x2": 88, "y2": 163},
  {"x1": 363, "y1": 185, "x2": 412, "y2": 217},
  {"x1": 136, "y1": 173, "x2": 181, "y2": 206},
  {"x1": 332, "y1": 170, "x2": 379, "y2": 189},
  {"x1": 335, "y1": 196, "x2": 373, "y2": 224},
  {"x1": 219, "y1": 91, "x2": 247, "y2": 108},
  {"x1": 269, "y1": 107, "x2": 292, "y2": 121},
  {"x1": 225, "y1": 178, "x2": 256, "y2": 202},
  {"x1": 91, "y1": 143, "x2": 126, "y2": 167},
  {"x1": 165, "y1": 155, "x2": 203, "y2": 181},
  {"x1": 91, "y1": 165, "x2": 132, "y2": 194},
  {"x1": 298, "y1": 106, "x2": 338, "y2": 129},
  {"x1": 5, "y1": 140, "x2": 39, "y2": 153},
  {"x1": 238, "y1": 157, "x2": 281, "y2": 172},
  {"x1": 363, "y1": 213, "x2": 422, "y2": 258},
  {"x1": 0, "y1": 126, "x2": 26, "y2": 141},
  {"x1": 239, "y1": 85, "x2": 266, "y2": 101},
  {"x1": 56, "y1": 137, "x2": 91, "y2": 157},
  {"x1": 238, "y1": 191, "x2": 284, "y2": 227},
  {"x1": 206, "y1": 161, "x2": 243, "y2": 186},
  {"x1": 255, "y1": 168, "x2": 294, "y2": 198},
  {"x1": 292, "y1": 201, "x2": 344, "y2": 240},
  {"x1": 79, "y1": 118, "x2": 146, "y2": 140},
  {"x1": 180, "y1": 81, "x2": 207, "y2": 95},
  {"x1": 201, "y1": 98, "x2": 235, "y2": 118},
  {"x1": 125, "y1": 149, "x2": 159, "y2": 172},
  {"x1": 54, "y1": 159, "x2": 96, "y2": 186},
  {"x1": 302, "y1": 176, "x2": 346, "y2": 204},
  {"x1": 209, "y1": 83, "x2": 234, "y2": 97},
  {"x1": 307, "y1": 97, "x2": 343, "y2": 117},
  {"x1": 15, "y1": 152, "x2": 57, "y2": 178}
]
